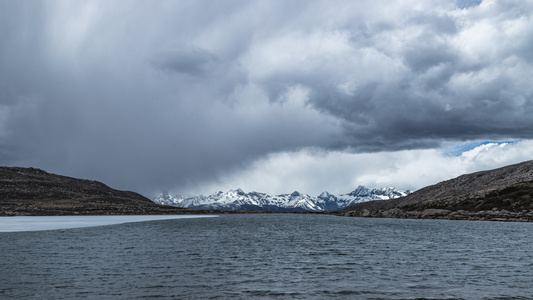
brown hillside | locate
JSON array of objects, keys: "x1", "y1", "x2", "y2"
[
  {"x1": 339, "y1": 160, "x2": 533, "y2": 221},
  {"x1": 0, "y1": 167, "x2": 193, "y2": 216}
]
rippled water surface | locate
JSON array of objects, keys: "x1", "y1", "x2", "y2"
[{"x1": 1, "y1": 214, "x2": 533, "y2": 299}]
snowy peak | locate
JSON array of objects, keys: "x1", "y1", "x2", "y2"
[
  {"x1": 290, "y1": 191, "x2": 302, "y2": 197},
  {"x1": 344, "y1": 186, "x2": 410, "y2": 200},
  {"x1": 319, "y1": 191, "x2": 333, "y2": 198},
  {"x1": 153, "y1": 186, "x2": 411, "y2": 212},
  {"x1": 348, "y1": 185, "x2": 372, "y2": 197}
]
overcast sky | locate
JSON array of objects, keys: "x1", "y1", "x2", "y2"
[{"x1": 1, "y1": 0, "x2": 533, "y2": 197}]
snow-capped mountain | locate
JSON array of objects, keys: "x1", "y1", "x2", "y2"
[{"x1": 153, "y1": 186, "x2": 410, "y2": 212}]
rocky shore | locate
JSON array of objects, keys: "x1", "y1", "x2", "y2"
[{"x1": 341, "y1": 207, "x2": 533, "y2": 222}]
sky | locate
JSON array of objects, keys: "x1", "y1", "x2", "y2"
[{"x1": 1, "y1": 0, "x2": 533, "y2": 197}]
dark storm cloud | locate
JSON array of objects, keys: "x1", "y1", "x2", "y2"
[
  {"x1": 152, "y1": 44, "x2": 220, "y2": 76},
  {"x1": 275, "y1": 1, "x2": 533, "y2": 151},
  {"x1": 1, "y1": 0, "x2": 532, "y2": 195}
]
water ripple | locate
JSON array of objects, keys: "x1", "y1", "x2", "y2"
[{"x1": 1, "y1": 215, "x2": 533, "y2": 299}]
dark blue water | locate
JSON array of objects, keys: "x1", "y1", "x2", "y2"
[{"x1": 1, "y1": 214, "x2": 533, "y2": 299}]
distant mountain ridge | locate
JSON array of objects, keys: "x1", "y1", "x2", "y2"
[{"x1": 153, "y1": 186, "x2": 410, "y2": 212}]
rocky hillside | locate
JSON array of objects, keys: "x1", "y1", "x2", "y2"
[
  {"x1": 338, "y1": 160, "x2": 533, "y2": 221},
  {"x1": 0, "y1": 167, "x2": 198, "y2": 216}
]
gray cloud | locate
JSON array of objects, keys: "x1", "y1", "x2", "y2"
[
  {"x1": 457, "y1": 0, "x2": 482, "y2": 9},
  {"x1": 1, "y1": 0, "x2": 532, "y2": 195},
  {"x1": 152, "y1": 44, "x2": 220, "y2": 76}
]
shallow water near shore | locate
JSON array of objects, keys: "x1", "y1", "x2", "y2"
[
  {"x1": 0, "y1": 215, "x2": 217, "y2": 232},
  {"x1": 1, "y1": 214, "x2": 532, "y2": 299}
]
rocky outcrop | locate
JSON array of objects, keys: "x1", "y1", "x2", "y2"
[
  {"x1": 0, "y1": 167, "x2": 201, "y2": 216},
  {"x1": 338, "y1": 160, "x2": 533, "y2": 222}
]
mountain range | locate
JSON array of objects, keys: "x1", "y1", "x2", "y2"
[
  {"x1": 3, "y1": 160, "x2": 533, "y2": 221},
  {"x1": 153, "y1": 186, "x2": 411, "y2": 212}
]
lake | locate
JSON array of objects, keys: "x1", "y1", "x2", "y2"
[{"x1": 1, "y1": 214, "x2": 532, "y2": 299}]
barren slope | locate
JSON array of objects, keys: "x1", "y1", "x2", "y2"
[
  {"x1": 0, "y1": 167, "x2": 192, "y2": 216},
  {"x1": 339, "y1": 160, "x2": 533, "y2": 221}
]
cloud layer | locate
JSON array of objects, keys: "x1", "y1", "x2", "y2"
[
  {"x1": 1, "y1": 0, "x2": 532, "y2": 195},
  {"x1": 195, "y1": 140, "x2": 533, "y2": 196}
]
